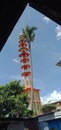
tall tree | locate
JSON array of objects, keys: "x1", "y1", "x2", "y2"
[
  {"x1": 22, "y1": 25, "x2": 37, "y2": 111},
  {"x1": 0, "y1": 80, "x2": 32, "y2": 118}
]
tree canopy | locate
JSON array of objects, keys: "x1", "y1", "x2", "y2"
[
  {"x1": 0, "y1": 80, "x2": 32, "y2": 118},
  {"x1": 22, "y1": 25, "x2": 37, "y2": 50},
  {"x1": 42, "y1": 104, "x2": 56, "y2": 114}
]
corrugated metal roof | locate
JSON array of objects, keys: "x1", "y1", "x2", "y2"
[
  {"x1": 0, "y1": 0, "x2": 61, "y2": 51},
  {"x1": 38, "y1": 110, "x2": 61, "y2": 122}
]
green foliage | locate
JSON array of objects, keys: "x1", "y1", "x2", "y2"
[
  {"x1": 22, "y1": 25, "x2": 37, "y2": 49},
  {"x1": 0, "y1": 85, "x2": 4, "y2": 117},
  {"x1": 42, "y1": 104, "x2": 56, "y2": 113},
  {"x1": 0, "y1": 80, "x2": 32, "y2": 118}
]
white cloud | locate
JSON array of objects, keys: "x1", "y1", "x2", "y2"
[
  {"x1": 12, "y1": 58, "x2": 19, "y2": 64},
  {"x1": 55, "y1": 25, "x2": 61, "y2": 40},
  {"x1": 43, "y1": 16, "x2": 50, "y2": 23},
  {"x1": 41, "y1": 90, "x2": 61, "y2": 105}
]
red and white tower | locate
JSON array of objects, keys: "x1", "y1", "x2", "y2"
[
  {"x1": 18, "y1": 33, "x2": 42, "y2": 115},
  {"x1": 18, "y1": 34, "x2": 31, "y2": 87}
]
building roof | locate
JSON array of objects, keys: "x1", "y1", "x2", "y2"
[
  {"x1": 43, "y1": 100, "x2": 61, "y2": 106},
  {"x1": 38, "y1": 110, "x2": 61, "y2": 122},
  {"x1": 0, "y1": 0, "x2": 61, "y2": 51},
  {"x1": 56, "y1": 60, "x2": 61, "y2": 67}
]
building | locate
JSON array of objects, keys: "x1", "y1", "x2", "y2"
[
  {"x1": 0, "y1": 117, "x2": 39, "y2": 130},
  {"x1": 42, "y1": 100, "x2": 61, "y2": 114},
  {"x1": 24, "y1": 86, "x2": 42, "y2": 115},
  {"x1": 38, "y1": 110, "x2": 61, "y2": 130},
  {"x1": 52, "y1": 100, "x2": 61, "y2": 110}
]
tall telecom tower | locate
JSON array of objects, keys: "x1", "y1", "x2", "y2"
[{"x1": 18, "y1": 33, "x2": 42, "y2": 115}]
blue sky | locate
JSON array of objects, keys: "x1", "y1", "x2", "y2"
[{"x1": 0, "y1": 4, "x2": 61, "y2": 104}]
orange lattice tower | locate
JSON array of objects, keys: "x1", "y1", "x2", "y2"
[
  {"x1": 18, "y1": 33, "x2": 42, "y2": 116},
  {"x1": 18, "y1": 33, "x2": 31, "y2": 87}
]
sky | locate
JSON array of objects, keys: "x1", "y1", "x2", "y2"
[{"x1": 0, "y1": 4, "x2": 61, "y2": 104}]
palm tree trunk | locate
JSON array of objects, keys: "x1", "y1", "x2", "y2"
[{"x1": 29, "y1": 42, "x2": 33, "y2": 111}]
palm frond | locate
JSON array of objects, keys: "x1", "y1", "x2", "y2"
[
  {"x1": 31, "y1": 26, "x2": 37, "y2": 31},
  {"x1": 22, "y1": 28, "x2": 25, "y2": 34},
  {"x1": 22, "y1": 25, "x2": 37, "y2": 43},
  {"x1": 30, "y1": 33, "x2": 35, "y2": 42}
]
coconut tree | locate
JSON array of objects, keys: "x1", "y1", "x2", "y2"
[{"x1": 22, "y1": 25, "x2": 37, "y2": 111}]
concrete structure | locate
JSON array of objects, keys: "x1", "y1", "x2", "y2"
[
  {"x1": 0, "y1": 1, "x2": 61, "y2": 51},
  {"x1": 0, "y1": 110, "x2": 61, "y2": 130},
  {"x1": 56, "y1": 60, "x2": 61, "y2": 67},
  {"x1": 38, "y1": 110, "x2": 61, "y2": 130},
  {"x1": 24, "y1": 86, "x2": 42, "y2": 115},
  {"x1": 52, "y1": 100, "x2": 61, "y2": 110},
  {"x1": 0, "y1": 117, "x2": 39, "y2": 130}
]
